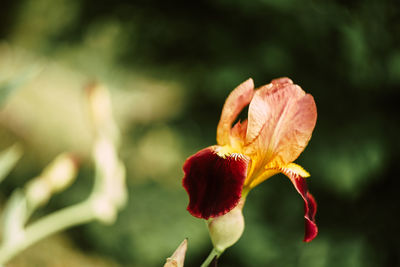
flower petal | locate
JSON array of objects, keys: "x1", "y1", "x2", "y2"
[
  {"x1": 217, "y1": 79, "x2": 254, "y2": 146},
  {"x1": 229, "y1": 120, "x2": 248, "y2": 151},
  {"x1": 245, "y1": 165, "x2": 280, "y2": 188},
  {"x1": 245, "y1": 78, "x2": 317, "y2": 170},
  {"x1": 245, "y1": 78, "x2": 296, "y2": 144},
  {"x1": 182, "y1": 146, "x2": 249, "y2": 219},
  {"x1": 281, "y1": 167, "x2": 318, "y2": 242},
  {"x1": 284, "y1": 162, "x2": 310, "y2": 178}
]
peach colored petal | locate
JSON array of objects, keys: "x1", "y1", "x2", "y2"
[
  {"x1": 229, "y1": 120, "x2": 248, "y2": 151},
  {"x1": 271, "y1": 77, "x2": 294, "y2": 87},
  {"x1": 272, "y1": 94, "x2": 317, "y2": 164},
  {"x1": 216, "y1": 79, "x2": 254, "y2": 146},
  {"x1": 245, "y1": 78, "x2": 301, "y2": 145},
  {"x1": 245, "y1": 79, "x2": 317, "y2": 178}
]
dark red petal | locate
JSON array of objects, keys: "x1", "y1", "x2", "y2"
[
  {"x1": 182, "y1": 147, "x2": 248, "y2": 219},
  {"x1": 288, "y1": 173, "x2": 318, "y2": 242}
]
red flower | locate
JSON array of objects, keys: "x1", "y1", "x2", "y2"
[{"x1": 183, "y1": 78, "x2": 318, "y2": 242}]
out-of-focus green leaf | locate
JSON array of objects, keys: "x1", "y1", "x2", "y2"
[
  {"x1": 1, "y1": 190, "x2": 27, "y2": 245},
  {"x1": 0, "y1": 65, "x2": 41, "y2": 106},
  {"x1": 0, "y1": 144, "x2": 23, "y2": 184}
]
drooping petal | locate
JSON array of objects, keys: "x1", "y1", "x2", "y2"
[
  {"x1": 217, "y1": 79, "x2": 254, "y2": 146},
  {"x1": 281, "y1": 166, "x2": 318, "y2": 242},
  {"x1": 182, "y1": 146, "x2": 249, "y2": 219},
  {"x1": 245, "y1": 78, "x2": 317, "y2": 179}
]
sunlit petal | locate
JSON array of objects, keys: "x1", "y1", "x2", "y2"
[
  {"x1": 217, "y1": 79, "x2": 254, "y2": 146},
  {"x1": 245, "y1": 79, "x2": 317, "y2": 176},
  {"x1": 245, "y1": 78, "x2": 295, "y2": 144}
]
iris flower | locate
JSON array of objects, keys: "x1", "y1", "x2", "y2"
[{"x1": 182, "y1": 78, "x2": 318, "y2": 242}]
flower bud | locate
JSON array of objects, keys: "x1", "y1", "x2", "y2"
[
  {"x1": 207, "y1": 200, "x2": 245, "y2": 253},
  {"x1": 41, "y1": 153, "x2": 78, "y2": 193},
  {"x1": 164, "y1": 239, "x2": 188, "y2": 267},
  {"x1": 86, "y1": 83, "x2": 113, "y2": 128},
  {"x1": 24, "y1": 153, "x2": 78, "y2": 210},
  {"x1": 25, "y1": 178, "x2": 51, "y2": 208},
  {"x1": 86, "y1": 83, "x2": 119, "y2": 143}
]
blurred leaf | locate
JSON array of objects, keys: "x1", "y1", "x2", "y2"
[
  {"x1": 0, "y1": 144, "x2": 23, "y2": 184},
  {"x1": 0, "y1": 65, "x2": 41, "y2": 106},
  {"x1": 1, "y1": 190, "x2": 27, "y2": 245}
]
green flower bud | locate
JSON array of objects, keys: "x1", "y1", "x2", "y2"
[{"x1": 207, "y1": 199, "x2": 245, "y2": 253}]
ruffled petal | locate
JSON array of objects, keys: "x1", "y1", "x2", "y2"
[
  {"x1": 245, "y1": 78, "x2": 296, "y2": 144},
  {"x1": 245, "y1": 78, "x2": 317, "y2": 175},
  {"x1": 182, "y1": 146, "x2": 249, "y2": 219},
  {"x1": 217, "y1": 79, "x2": 254, "y2": 146},
  {"x1": 281, "y1": 166, "x2": 318, "y2": 242}
]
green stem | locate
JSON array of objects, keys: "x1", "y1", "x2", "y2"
[
  {"x1": 0, "y1": 200, "x2": 95, "y2": 264},
  {"x1": 200, "y1": 248, "x2": 222, "y2": 267}
]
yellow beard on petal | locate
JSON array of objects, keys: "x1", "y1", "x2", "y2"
[
  {"x1": 243, "y1": 152, "x2": 309, "y2": 189},
  {"x1": 215, "y1": 145, "x2": 247, "y2": 161},
  {"x1": 218, "y1": 142, "x2": 311, "y2": 192},
  {"x1": 283, "y1": 163, "x2": 310, "y2": 178},
  {"x1": 244, "y1": 158, "x2": 311, "y2": 191}
]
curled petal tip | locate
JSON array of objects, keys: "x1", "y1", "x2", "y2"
[
  {"x1": 303, "y1": 192, "x2": 318, "y2": 242},
  {"x1": 244, "y1": 77, "x2": 254, "y2": 87},
  {"x1": 304, "y1": 218, "x2": 318, "y2": 242}
]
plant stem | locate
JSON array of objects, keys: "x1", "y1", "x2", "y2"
[
  {"x1": 200, "y1": 248, "x2": 221, "y2": 267},
  {"x1": 0, "y1": 200, "x2": 94, "y2": 264}
]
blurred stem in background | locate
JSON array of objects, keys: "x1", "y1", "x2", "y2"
[
  {"x1": 0, "y1": 144, "x2": 23, "y2": 184},
  {"x1": 0, "y1": 82, "x2": 127, "y2": 265}
]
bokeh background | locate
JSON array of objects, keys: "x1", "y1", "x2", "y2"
[{"x1": 0, "y1": 0, "x2": 399, "y2": 266}]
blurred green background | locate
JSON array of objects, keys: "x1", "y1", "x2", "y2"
[{"x1": 0, "y1": 0, "x2": 399, "y2": 266}]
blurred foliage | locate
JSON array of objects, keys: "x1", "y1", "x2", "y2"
[
  {"x1": 0, "y1": 0, "x2": 399, "y2": 266},
  {"x1": 0, "y1": 144, "x2": 22, "y2": 184}
]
